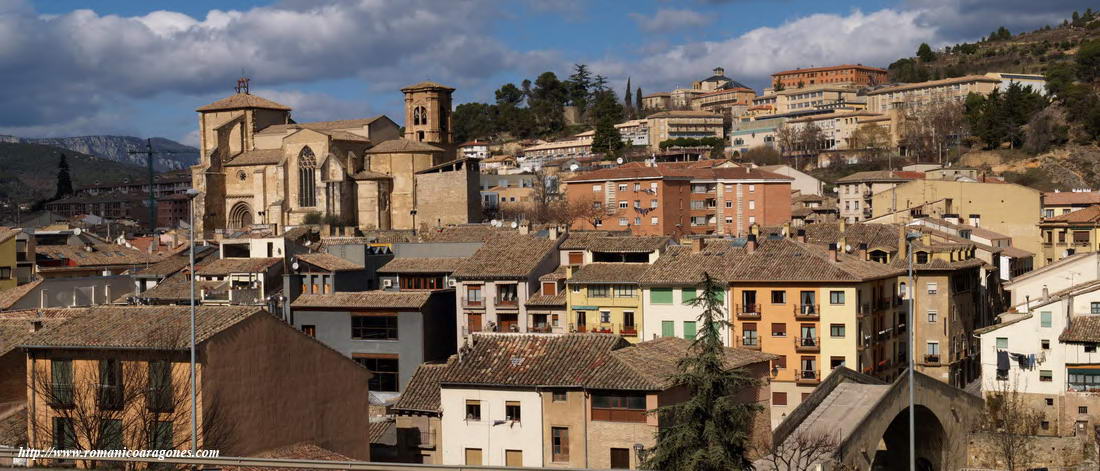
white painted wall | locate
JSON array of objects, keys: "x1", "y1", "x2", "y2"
[
  {"x1": 641, "y1": 287, "x2": 732, "y2": 346},
  {"x1": 1006, "y1": 252, "x2": 1100, "y2": 307},
  {"x1": 440, "y1": 388, "x2": 544, "y2": 466}
]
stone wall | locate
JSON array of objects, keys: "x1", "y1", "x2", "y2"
[{"x1": 966, "y1": 431, "x2": 1096, "y2": 470}]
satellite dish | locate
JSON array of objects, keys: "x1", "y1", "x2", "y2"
[
  {"x1": 511, "y1": 221, "x2": 519, "y2": 229},
  {"x1": 845, "y1": 244, "x2": 852, "y2": 253},
  {"x1": 570, "y1": 164, "x2": 579, "y2": 171},
  {"x1": 616, "y1": 157, "x2": 624, "y2": 164},
  {"x1": 490, "y1": 219, "x2": 499, "y2": 227},
  {"x1": 292, "y1": 261, "x2": 299, "y2": 270}
]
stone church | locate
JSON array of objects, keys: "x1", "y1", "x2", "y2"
[{"x1": 191, "y1": 79, "x2": 480, "y2": 236}]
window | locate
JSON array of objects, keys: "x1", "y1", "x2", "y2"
[
  {"x1": 505, "y1": 401, "x2": 522, "y2": 422},
  {"x1": 1087, "y1": 344, "x2": 1097, "y2": 353},
  {"x1": 50, "y1": 359, "x2": 74, "y2": 408},
  {"x1": 53, "y1": 417, "x2": 75, "y2": 450},
  {"x1": 996, "y1": 337, "x2": 1008, "y2": 349},
  {"x1": 926, "y1": 282, "x2": 938, "y2": 295},
  {"x1": 591, "y1": 393, "x2": 647, "y2": 422},
  {"x1": 615, "y1": 285, "x2": 635, "y2": 297},
  {"x1": 571, "y1": 285, "x2": 580, "y2": 293},
  {"x1": 623, "y1": 311, "x2": 635, "y2": 329},
  {"x1": 771, "y1": 290, "x2": 786, "y2": 304},
  {"x1": 725, "y1": 201, "x2": 733, "y2": 208},
  {"x1": 301, "y1": 325, "x2": 316, "y2": 337},
  {"x1": 618, "y1": 218, "x2": 627, "y2": 226},
  {"x1": 98, "y1": 359, "x2": 123, "y2": 411},
  {"x1": 650, "y1": 288, "x2": 673, "y2": 304},
  {"x1": 830, "y1": 324, "x2": 845, "y2": 338},
  {"x1": 147, "y1": 361, "x2": 173, "y2": 412},
  {"x1": 355, "y1": 355, "x2": 399, "y2": 392},
  {"x1": 1081, "y1": 406, "x2": 1089, "y2": 414},
  {"x1": 725, "y1": 217, "x2": 733, "y2": 224},
  {"x1": 749, "y1": 184, "x2": 756, "y2": 192},
  {"x1": 1046, "y1": 398, "x2": 1055, "y2": 406},
  {"x1": 148, "y1": 420, "x2": 173, "y2": 450},
  {"x1": 599, "y1": 311, "x2": 611, "y2": 323},
  {"x1": 1093, "y1": 303, "x2": 1100, "y2": 314},
  {"x1": 1042, "y1": 339, "x2": 1050, "y2": 350},
  {"x1": 742, "y1": 324, "x2": 758, "y2": 347},
  {"x1": 748, "y1": 200, "x2": 756, "y2": 210},
  {"x1": 99, "y1": 419, "x2": 123, "y2": 449},
  {"x1": 297, "y1": 146, "x2": 317, "y2": 207},
  {"x1": 589, "y1": 285, "x2": 610, "y2": 297},
  {"x1": 618, "y1": 184, "x2": 627, "y2": 192},
  {"x1": 352, "y1": 315, "x2": 398, "y2": 340},
  {"x1": 749, "y1": 216, "x2": 756, "y2": 224},
  {"x1": 927, "y1": 310, "x2": 938, "y2": 323},
  {"x1": 771, "y1": 323, "x2": 787, "y2": 337},
  {"x1": 633, "y1": 200, "x2": 640, "y2": 208},
  {"x1": 593, "y1": 185, "x2": 602, "y2": 192},
  {"x1": 830, "y1": 356, "x2": 845, "y2": 369},
  {"x1": 773, "y1": 392, "x2": 787, "y2": 406},
  {"x1": 465, "y1": 400, "x2": 482, "y2": 421},
  {"x1": 633, "y1": 183, "x2": 640, "y2": 192},
  {"x1": 466, "y1": 285, "x2": 483, "y2": 304},
  {"x1": 553, "y1": 391, "x2": 567, "y2": 402},
  {"x1": 682, "y1": 288, "x2": 697, "y2": 304},
  {"x1": 661, "y1": 320, "x2": 674, "y2": 337},
  {"x1": 1040, "y1": 370, "x2": 1053, "y2": 382},
  {"x1": 683, "y1": 321, "x2": 697, "y2": 340},
  {"x1": 465, "y1": 448, "x2": 483, "y2": 466},
  {"x1": 926, "y1": 342, "x2": 940, "y2": 355},
  {"x1": 651, "y1": 217, "x2": 659, "y2": 225},
  {"x1": 551, "y1": 427, "x2": 570, "y2": 462},
  {"x1": 1041, "y1": 311, "x2": 1052, "y2": 328},
  {"x1": 829, "y1": 291, "x2": 845, "y2": 305},
  {"x1": 619, "y1": 201, "x2": 628, "y2": 209},
  {"x1": 650, "y1": 199, "x2": 658, "y2": 208}
]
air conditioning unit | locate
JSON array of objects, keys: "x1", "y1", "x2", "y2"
[
  {"x1": 448, "y1": 279, "x2": 456, "y2": 288},
  {"x1": 382, "y1": 279, "x2": 393, "y2": 288}
]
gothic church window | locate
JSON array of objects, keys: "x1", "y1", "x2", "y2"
[{"x1": 298, "y1": 147, "x2": 317, "y2": 207}]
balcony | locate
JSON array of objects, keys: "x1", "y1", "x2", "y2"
[
  {"x1": 738, "y1": 336, "x2": 761, "y2": 350},
  {"x1": 462, "y1": 298, "x2": 484, "y2": 308},
  {"x1": 495, "y1": 295, "x2": 519, "y2": 308},
  {"x1": 858, "y1": 303, "x2": 871, "y2": 319},
  {"x1": 49, "y1": 383, "x2": 74, "y2": 408},
  {"x1": 736, "y1": 304, "x2": 761, "y2": 319},
  {"x1": 146, "y1": 387, "x2": 175, "y2": 412},
  {"x1": 528, "y1": 325, "x2": 553, "y2": 333},
  {"x1": 794, "y1": 304, "x2": 820, "y2": 320},
  {"x1": 795, "y1": 336, "x2": 820, "y2": 353},
  {"x1": 795, "y1": 369, "x2": 821, "y2": 385},
  {"x1": 923, "y1": 354, "x2": 941, "y2": 366}
]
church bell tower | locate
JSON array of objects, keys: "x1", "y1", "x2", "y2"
[{"x1": 400, "y1": 81, "x2": 455, "y2": 149}]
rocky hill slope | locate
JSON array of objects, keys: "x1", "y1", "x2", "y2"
[
  {"x1": 0, "y1": 142, "x2": 148, "y2": 203},
  {"x1": 0, "y1": 135, "x2": 197, "y2": 171}
]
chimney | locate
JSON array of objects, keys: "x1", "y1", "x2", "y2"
[
  {"x1": 796, "y1": 229, "x2": 806, "y2": 243},
  {"x1": 858, "y1": 243, "x2": 868, "y2": 260},
  {"x1": 828, "y1": 243, "x2": 839, "y2": 262},
  {"x1": 838, "y1": 236, "x2": 848, "y2": 253},
  {"x1": 838, "y1": 219, "x2": 846, "y2": 234},
  {"x1": 782, "y1": 222, "x2": 791, "y2": 237},
  {"x1": 691, "y1": 238, "x2": 706, "y2": 254},
  {"x1": 39, "y1": 289, "x2": 47, "y2": 309},
  {"x1": 565, "y1": 265, "x2": 575, "y2": 280},
  {"x1": 750, "y1": 224, "x2": 760, "y2": 236},
  {"x1": 30, "y1": 320, "x2": 43, "y2": 333},
  {"x1": 746, "y1": 234, "x2": 757, "y2": 253}
]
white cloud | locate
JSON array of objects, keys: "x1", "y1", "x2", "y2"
[
  {"x1": 630, "y1": 9, "x2": 712, "y2": 33},
  {"x1": 906, "y1": 0, "x2": 1094, "y2": 41}
]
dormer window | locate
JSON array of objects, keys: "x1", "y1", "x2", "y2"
[{"x1": 915, "y1": 251, "x2": 929, "y2": 264}]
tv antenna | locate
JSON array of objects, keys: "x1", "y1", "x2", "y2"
[{"x1": 127, "y1": 138, "x2": 189, "y2": 234}]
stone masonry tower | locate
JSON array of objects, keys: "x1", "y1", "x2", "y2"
[{"x1": 401, "y1": 82, "x2": 455, "y2": 150}]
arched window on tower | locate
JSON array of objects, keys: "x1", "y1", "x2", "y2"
[
  {"x1": 298, "y1": 146, "x2": 317, "y2": 207},
  {"x1": 413, "y1": 106, "x2": 427, "y2": 126}
]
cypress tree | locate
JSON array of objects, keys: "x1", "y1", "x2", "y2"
[
  {"x1": 55, "y1": 153, "x2": 73, "y2": 199},
  {"x1": 624, "y1": 77, "x2": 633, "y2": 118},
  {"x1": 635, "y1": 86, "x2": 643, "y2": 114},
  {"x1": 642, "y1": 272, "x2": 761, "y2": 471}
]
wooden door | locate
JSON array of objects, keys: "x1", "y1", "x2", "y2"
[
  {"x1": 610, "y1": 448, "x2": 630, "y2": 469},
  {"x1": 465, "y1": 448, "x2": 482, "y2": 465},
  {"x1": 505, "y1": 449, "x2": 523, "y2": 466},
  {"x1": 499, "y1": 313, "x2": 518, "y2": 332},
  {"x1": 468, "y1": 313, "x2": 483, "y2": 333}
]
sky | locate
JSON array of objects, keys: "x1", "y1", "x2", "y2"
[{"x1": 0, "y1": 0, "x2": 1094, "y2": 146}]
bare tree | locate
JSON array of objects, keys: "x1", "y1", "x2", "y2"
[
  {"x1": 564, "y1": 194, "x2": 609, "y2": 230},
  {"x1": 979, "y1": 373, "x2": 1043, "y2": 471},
  {"x1": 849, "y1": 123, "x2": 893, "y2": 162},
  {"x1": 752, "y1": 429, "x2": 842, "y2": 471},
  {"x1": 898, "y1": 101, "x2": 968, "y2": 164}
]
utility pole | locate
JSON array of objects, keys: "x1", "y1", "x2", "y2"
[{"x1": 127, "y1": 139, "x2": 187, "y2": 234}]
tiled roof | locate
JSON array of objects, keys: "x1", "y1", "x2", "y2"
[
  {"x1": 637, "y1": 245, "x2": 745, "y2": 286},
  {"x1": 1060, "y1": 315, "x2": 1100, "y2": 343},
  {"x1": 401, "y1": 81, "x2": 455, "y2": 91},
  {"x1": 21, "y1": 306, "x2": 263, "y2": 350},
  {"x1": 567, "y1": 263, "x2": 650, "y2": 284},
  {"x1": 451, "y1": 236, "x2": 558, "y2": 280},
  {"x1": 559, "y1": 231, "x2": 620, "y2": 250},
  {"x1": 597, "y1": 337, "x2": 776, "y2": 390},
  {"x1": 224, "y1": 149, "x2": 284, "y2": 167},
  {"x1": 525, "y1": 290, "x2": 567, "y2": 307},
  {"x1": 1043, "y1": 191, "x2": 1100, "y2": 206},
  {"x1": 0, "y1": 227, "x2": 18, "y2": 244},
  {"x1": 802, "y1": 222, "x2": 902, "y2": 251},
  {"x1": 418, "y1": 224, "x2": 518, "y2": 243},
  {"x1": 539, "y1": 266, "x2": 568, "y2": 281},
  {"x1": 725, "y1": 238, "x2": 903, "y2": 282},
  {"x1": 351, "y1": 170, "x2": 391, "y2": 180},
  {"x1": 0, "y1": 279, "x2": 43, "y2": 310},
  {"x1": 0, "y1": 316, "x2": 67, "y2": 356},
  {"x1": 865, "y1": 75, "x2": 1000, "y2": 95},
  {"x1": 646, "y1": 110, "x2": 722, "y2": 119},
  {"x1": 36, "y1": 243, "x2": 157, "y2": 267},
  {"x1": 296, "y1": 253, "x2": 364, "y2": 272},
  {"x1": 377, "y1": 257, "x2": 465, "y2": 274},
  {"x1": 291, "y1": 291, "x2": 433, "y2": 310},
  {"x1": 835, "y1": 170, "x2": 924, "y2": 183},
  {"x1": 772, "y1": 64, "x2": 887, "y2": 76},
  {"x1": 975, "y1": 313, "x2": 1032, "y2": 335},
  {"x1": 392, "y1": 363, "x2": 448, "y2": 414},
  {"x1": 565, "y1": 161, "x2": 790, "y2": 183},
  {"x1": 196, "y1": 257, "x2": 282, "y2": 275},
  {"x1": 366, "y1": 139, "x2": 443, "y2": 154},
  {"x1": 257, "y1": 117, "x2": 385, "y2": 135},
  {"x1": 0, "y1": 406, "x2": 26, "y2": 447},
  {"x1": 135, "y1": 246, "x2": 218, "y2": 277},
  {"x1": 196, "y1": 93, "x2": 292, "y2": 112},
  {"x1": 229, "y1": 442, "x2": 354, "y2": 471},
  {"x1": 134, "y1": 276, "x2": 223, "y2": 302},
  {"x1": 1042, "y1": 205, "x2": 1100, "y2": 224},
  {"x1": 588, "y1": 236, "x2": 670, "y2": 253}
]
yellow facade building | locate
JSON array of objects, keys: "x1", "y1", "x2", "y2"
[
  {"x1": 0, "y1": 228, "x2": 18, "y2": 290},
  {"x1": 565, "y1": 263, "x2": 649, "y2": 342},
  {"x1": 1039, "y1": 205, "x2": 1100, "y2": 265}
]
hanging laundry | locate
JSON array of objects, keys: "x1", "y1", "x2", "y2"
[{"x1": 997, "y1": 350, "x2": 1010, "y2": 371}]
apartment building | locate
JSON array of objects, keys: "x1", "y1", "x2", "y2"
[
  {"x1": 194, "y1": 257, "x2": 283, "y2": 305},
  {"x1": 785, "y1": 111, "x2": 891, "y2": 152},
  {"x1": 836, "y1": 170, "x2": 924, "y2": 222},
  {"x1": 0, "y1": 228, "x2": 18, "y2": 290},
  {"x1": 21, "y1": 306, "x2": 373, "y2": 460},
  {"x1": 1039, "y1": 205, "x2": 1100, "y2": 265},
  {"x1": 1004, "y1": 251, "x2": 1100, "y2": 307},
  {"x1": 771, "y1": 64, "x2": 888, "y2": 89},
  {"x1": 564, "y1": 263, "x2": 650, "y2": 341},
  {"x1": 868, "y1": 179, "x2": 1043, "y2": 257},
  {"x1": 525, "y1": 268, "x2": 569, "y2": 334},
  {"x1": 978, "y1": 280, "x2": 1100, "y2": 436},
  {"x1": 290, "y1": 290, "x2": 456, "y2": 398},
  {"x1": 774, "y1": 87, "x2": 863, "y2": 115},
  {"x1": 458, "y1": 141, "x2": 491, "y2": 160},
  {"x1": 287, "y1": 252, "x2": 369, "y2": 296},
  {"x1": 520, "y1": 139, "x2": 593, "y2": 170},
  {"x1": 563, "y1": 162, "x2": 792, "y2": 237},
  {"x1": 641, "y1": 92, "x2": 671, "y2": 111},
  {"x1": 1042, "y1": 191, "x2": 1100, "y2": 219},
  {"x1": 730, "y1": 118, "x2": 781, "y2": 154},
  {"x1": 909, "y1": 217, "x2": 1035, "y2": 281},
  {"x1": 452, "y1": 234, "x2": 563, "y2": 342},
  {"x1": 866, "y1": 75, "x2": 1001, "y2": 114},
  {"x1": 420, "y1": 333, "x2": 773, "y2": 469},
  {"x1": 637, "y1": 240, "x2": 741, "y2": 345},
  {"x1": 693, "y1": 87, "x2": 755, "y2": 117},
  {"x1": 645, "y1": 111, "x2": 724, "y2": 152}
]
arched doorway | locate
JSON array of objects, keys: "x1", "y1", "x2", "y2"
[
  {"x1": 872, "y1": 405, "x2": 946, "y2": 470},
  {"x1": 228, "y1": 202, "x2": 253, "y2": 229}
]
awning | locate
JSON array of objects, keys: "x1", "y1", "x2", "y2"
[{"x1": 572, "y1": 305, "x2": 598, "y2": 311}]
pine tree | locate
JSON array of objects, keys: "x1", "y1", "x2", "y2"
[
  {"x1": 642, "y1": 272, "x2": 761, "y2": 471},
  {"x1": 917, "y1": 42, "x2": 935, "y2": 62},
  {"x1": 54, "y1": 153, "x2": 73, "y2": 200},
  {"x1": 635, "y1": 86, "x2": 643, "y2": 115}
]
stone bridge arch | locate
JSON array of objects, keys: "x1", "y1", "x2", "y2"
[{"x1": 770, "y1": 368, "x2": 983, "y2": 470}]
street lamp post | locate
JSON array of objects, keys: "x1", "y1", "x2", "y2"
[
  {"x1": 185, "y1": 188, "x2": 200, "y2": 452},
  {"x1": 906, "y1": 231, "x2": 920, "y2": 471}
]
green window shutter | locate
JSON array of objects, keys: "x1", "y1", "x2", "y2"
[
  {"x1": 715, "y1": 290, "x2": 725, "y2": 303},
  {"x1": 1041, "y1": 311, "x2": 1052, "y2": 328},
  {"x1": 661, "y1": 321, "x2": 675, "y2": 337},
  {"x1": 651, "y1": 288, "x2": 673, "y2": 304},
  {"x1": 996, "y1": 337, "x2": 1008, "y2": 349},
  {"x1": 684, "y1": 321, "x2": 697, "y2": 340},
  {"x1": 682, "y1": 289, "x2": 697, "y2": 304}
]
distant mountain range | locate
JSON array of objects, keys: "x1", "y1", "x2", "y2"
[
  {"x1": 0, "y1": 135, "x2": 198, "y2": 171},
  {"x1": 0, "y1": 142, "x2": 150, "y2": 204}
]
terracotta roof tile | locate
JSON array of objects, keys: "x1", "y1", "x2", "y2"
[
  {"x1": 134, "y1": 276, "x2": 223, "y2": 302},
  {"x1": 21, "y1": 306, "x2": 263, "y2": 350},
  {"x1": 525, "y1": 290, "x2": 567, "y2": 307},
  {"x1": 377, "y1": 257, "x2": 464, "y2": 274},
  {"x1": 225, "y1": 149, "x2": 284, "y2": 167},
  {"x1": 366, "y1": 139, "x2": 443, "y2": 154},
  {"x1": 392, "y1": 363, "x2": 448, "y2": 414},
  {"x1": 36, "y1": 243, "x2": 157, "y2": 267},
  {"x1": 0, "y1": 317, "x2": 67, "y2": 356},
  {"x1": 230, "y1": 442, "x2": 355, "y2": 471},
  {"x1": 835, "y1": 170, "x2": 924, "y2": 183},
  {"x1": 257, "y1": 117, "x2": 385, "y2": 135},
  {"x1": 597, "y1": 337, "x2": 777, "y2": 390},
  {"x1": 588, "y1": 236, "x2": 671, "y2": 253},
  {"x1": 0, "y1": 279, "x2": 43, "y2": 310},
  {"x1": 452, "y1": 236, "x2": 558, "y2": 280},
  {"x1": 196, "y1": 93, "x2": 292, "y2": 112},
  {"x1": 197, "y1": 257, "x2": 282, "y2": 275},
  {"x1": 1043, "y1": 205, "x2": 1100, "y2": 224},
  {"x1": 296, "y1": 253, "x2": 364, "y2": 272},
  {"x1": 291, "y1": 291, "x2": 433, "y2": 310},
  {"x1": 1060, "y1": 315, "x2": 1100, "y2": 343},
  {"x1": 418, "y1": 225, "x2": 517, "y2": 243},
  {"x1": 567, "y1": 263, "x2": 650, "y2": 284},
  {"x1": 1043, "y1": 192, "x2": 1100, "y2": 206},
  {"x1": 637, "y1": 245, "x2": 745, "y2": 286}
]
